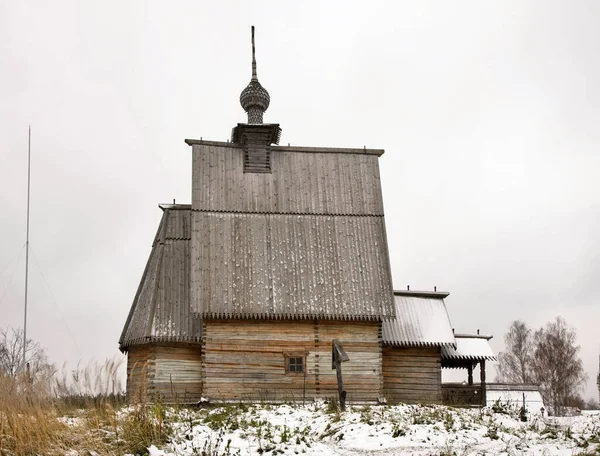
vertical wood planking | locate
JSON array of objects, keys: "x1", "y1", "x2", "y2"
[{"x1": 191, "y1": 145, "x2": 385, "y2": 215}]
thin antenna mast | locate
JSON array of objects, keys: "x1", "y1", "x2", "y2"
[{"x1": 23, "y1": 126, "x2": 31, "y2": 371}]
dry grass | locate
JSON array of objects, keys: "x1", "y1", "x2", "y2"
[
  {"x1": 0, "y1": 357, "x2": 172, "y2": 456},
  {"x1": 0, "y1": 372, "x2": 69, "y2": 454},
  {"x1": 119, "y1": 396, "x2": 172, "y2": 455}
]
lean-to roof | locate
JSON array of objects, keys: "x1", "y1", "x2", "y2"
[
  {"x1": 382, "y1": 291, "x2": 456, "y2": 347},
  {"x1": 119, "y1": 205, "x2": 201, "y2": 351}
]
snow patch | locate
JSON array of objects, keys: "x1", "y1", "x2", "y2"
[{"x1": 142, "y1": 402, "x2": 600, "y2": 455}]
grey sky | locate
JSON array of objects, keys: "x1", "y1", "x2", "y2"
[{"x1": 1, "y1": 1, "x2": 599, "y2": 399}]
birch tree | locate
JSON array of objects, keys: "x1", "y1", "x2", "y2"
[
  {"x1": 530, "y1": 317, "x2": 587, "y2": 415},
  {"x1": 496, "y1": 320, "x2": 533, "y2": 383}
]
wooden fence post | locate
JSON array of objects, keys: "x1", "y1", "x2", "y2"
[{"x1": 480, "y1": 360, "x2": 486, "y2": 407}]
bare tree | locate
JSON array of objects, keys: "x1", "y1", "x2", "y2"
[
  {"x1": 583, "y1": 397, "x2": 599, "y2": 411},
  {"x1": 530, "y1": 317, "x2": 587, "y2": 415},
  {"x1": 0, "y1": 326, "x2": 52, "y2": 378},
  {"x1": 496, "y1": 320, "x2": 534, "y2": 383}
]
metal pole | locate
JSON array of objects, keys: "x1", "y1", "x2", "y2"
[{"x1": 22, "y1": 126, "x2": 31, "y2": 371}]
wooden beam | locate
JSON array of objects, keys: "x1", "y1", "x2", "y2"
[
  {"x1": 332, "y1": 339, "x2": 350, "y2": 410},
  {"x1": 480, "y1": 359, "x2": 486, "y2": 407}
]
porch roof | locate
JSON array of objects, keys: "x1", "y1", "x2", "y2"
[{"x1": 441, "y1": 334, "x2": 496, "y2": 368}]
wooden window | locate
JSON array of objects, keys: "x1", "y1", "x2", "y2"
[{"x1": 286, "y1": 356, "x2": 304, "y2": 374}]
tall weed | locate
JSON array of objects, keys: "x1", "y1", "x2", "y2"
[{"x1": 0, "y1": 356, "x2": 168, "y2": 455}]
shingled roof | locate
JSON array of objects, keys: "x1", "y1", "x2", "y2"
[{"x1": 119, "y1": 205, "x2": 201, "y2": 351}]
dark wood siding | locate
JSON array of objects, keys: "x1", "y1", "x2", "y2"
[
  {"x1": 382, "y1": 346, "x2": 442, "y2": 404},
  {"x1": 203, "y1": 320, "x2": 382, "y2": 402}
]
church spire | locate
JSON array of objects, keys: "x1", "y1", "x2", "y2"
[
  {"x1": 251, "y1": 25, "x2": 257, "y2": 81},
  {"x1": 240, "y1": 26, "x2": 270, "y2": 124}
]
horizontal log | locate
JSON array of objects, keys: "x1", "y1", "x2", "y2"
[
  {"x1": 203, "y1": 364, "x2": 285, "y2": 372},
  {"x1": 383, "y1": 374, "x2": 440, "y2": 382},
  {"x1": 383, "y1": 357, "x2": 441, "y2": 365},
  {"x1": 383, "y1": 366, "x2": 441, "y2": 375},
  {"x1": 384, "y1": 383, "x2": 440, "y2": 392},
  {"x1": 383, "y1": 350, "x2": 440, "y2": 358},
  {"x1": 152, "y1": 354, "x2": 202, "y2": 361},
  {"x1": 205, "y1": 344, "x2": 314, "y2": 353},
  {"x1": 152, "y1": 385, "x2": 203, "y2": 393},
  {"x1": 386, "y1": 390, "x2": 441, "y2": 399},
  {"x1": 154, "y1": 360, "x2": 202, "y2": 367}
]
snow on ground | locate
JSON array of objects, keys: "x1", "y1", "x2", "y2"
[{"x1": 145, "y1": 402, "x2": 600, "y2": 456}]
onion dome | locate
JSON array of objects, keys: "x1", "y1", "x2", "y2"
[{"x1": 240, "y1": 26, "x2": 270, "y2": 124}]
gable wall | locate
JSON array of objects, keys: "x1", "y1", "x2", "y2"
[{"x1": 191, "y1": 144, "x2": 384, "y2": 215}]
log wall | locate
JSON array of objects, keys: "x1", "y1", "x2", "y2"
[
  {"x1": 150, "y1": 344, "x2": 203, "y2": 403},
  {"x1": 126, "y1": 345, "x2": 150, "y2": 402},
  {"x1": 126, "y1": 343, "x2": 203, "y2": 403},
  {"x1": 382, "y1": 346, "x2": 442, "y2": 404},
  {"x1": 203, "y1": 320, "x2": 382, "y2": 402}
]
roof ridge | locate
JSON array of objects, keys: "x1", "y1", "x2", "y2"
[
  {"x1": 159, "y1": 203, "x2": 192, "y2": 210},
  {"x1": 393, "y1": 290, "x2": 450, "y2": 298},
  {"x1": 454, "y1": 333, "x2": 493, "y2": 340}
]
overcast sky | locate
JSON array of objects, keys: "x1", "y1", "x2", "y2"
[{"x1": 1, "y1": 1, "x2": 599, "y2": 399}]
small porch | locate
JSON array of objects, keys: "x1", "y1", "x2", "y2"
[{"x1": 441, "y1": 333, "x2": 496, "y2": 407}]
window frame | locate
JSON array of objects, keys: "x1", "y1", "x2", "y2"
[{"x1": 284, "y1": 354, "x2": 305, "y2": 375}]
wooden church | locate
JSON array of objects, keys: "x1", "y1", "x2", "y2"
[{"x1": 119, "y1": 28, "x2": 495, "y2": 405}]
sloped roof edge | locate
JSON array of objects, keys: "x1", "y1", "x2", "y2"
[
  {"x1": 119, "y1": 206, "x2": 200, "y2": 351},
  {"x1": 118, "y1": 211, "x2": 166, "y2": 350},
  {"x1": 441, "y1": 335, "x2": 497, "y2": 362}
]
